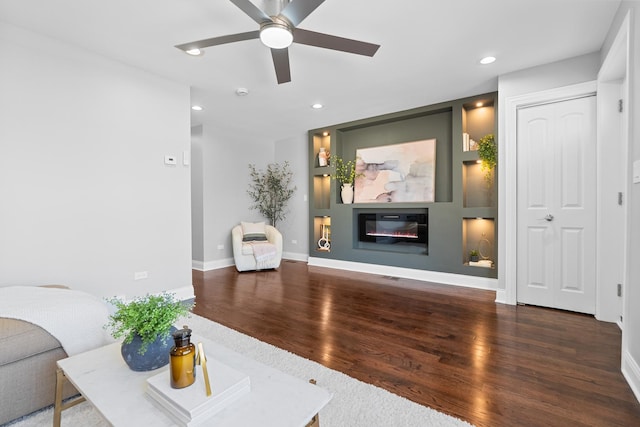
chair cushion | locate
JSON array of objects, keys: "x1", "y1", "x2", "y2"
[{"x1": 241, "y1": 221, "x2": 268, "y2": 242}]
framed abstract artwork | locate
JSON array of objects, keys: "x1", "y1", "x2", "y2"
[{"x1": 354, "y1": 139, "x2": 436, "y2": 203}]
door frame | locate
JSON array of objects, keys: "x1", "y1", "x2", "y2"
[{"x1": 499, "y1": 81, "x2": 597, "y2": 305}]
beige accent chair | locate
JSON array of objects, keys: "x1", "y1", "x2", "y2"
[{"x1": 231, "y1": 224, "x2": 283, "y2": 271}]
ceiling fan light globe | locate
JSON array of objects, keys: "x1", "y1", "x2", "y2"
[{"x1": 260, "y1": 24, "x2": 293, "y2": 49}]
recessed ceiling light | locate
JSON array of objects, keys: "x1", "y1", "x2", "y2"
[
  {"x1": 191, "y1": 105, "x2": 203, "y2": 111},
  {"x1": 322, "y1": 131, "x2": 329, "y2": 136},
  {"x1": 236, "y1": 87, "x2": 249, "y2": 96},
  {"x1": 476, "y1": 102, "x2": 483, "y2": 107},
  {"x1": 185, "y1": 48, "x2": 204, "y2": 56},
  {"x1": 312, "y1": 103, "x2": 324, "y2": 109},
  {"x1": 480, "y1": 56, "x2": 496, "y2": 65}
]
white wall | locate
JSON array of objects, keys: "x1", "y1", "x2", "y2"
[
  {"x1": 496, "y1": 53, "x2": 600, "y2": 302},
  {"x1": 602, "y1": 1, "x2": 640, "y2": 402},
  {"x1": 0, "y1": 23, "x2": 193, "y2": 299},
  {"x1": 191, "y1": 125, "x2": 204, "y2": 263},
  {"x1": 192, "y1": 124, "x2": 275, "y2": 270},
  {"x1": 275, "y1": 135, "x2": 309, "y2": 260}
]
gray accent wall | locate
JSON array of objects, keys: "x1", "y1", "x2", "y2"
[{"x1": 308, "y1": 95, "x2": 497, "y2": 278}]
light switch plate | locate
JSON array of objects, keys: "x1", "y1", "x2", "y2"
[
  {"x1": 633, "y1": 160, "x2": 640, "y2": 184},
  {"x1": 164, "y1": 155, "x2": 177, "y2": 165}
]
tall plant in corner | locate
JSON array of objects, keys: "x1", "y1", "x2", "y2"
[
  {"x1": 247, "y1": 161, "x2": 296, "y2": 228},
  {"x1": 477, "y1": 134, "x2": 497, "y2": 185}
]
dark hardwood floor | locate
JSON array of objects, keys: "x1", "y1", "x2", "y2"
[{"x1": 192, "y1": 260, "x2": 640, "y2": 427}]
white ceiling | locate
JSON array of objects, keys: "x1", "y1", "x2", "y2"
[{"x1": 0, "y1": 0, "x2": 621, "y2": 143}]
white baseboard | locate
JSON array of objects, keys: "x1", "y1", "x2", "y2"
[
  {"x1": 307, "y1": 257, "x2": 498, "y2": 291},
  {"x1": 282, "y1": 251, "x2": 309, "y2": 262},
  {"x1": 193, "y1": 254, "x2": 308, "y2": 271},
  {"x1": 495, "y1": 288, "x2": 507, "y2": 304},
  {"x1": 165, "y1": 285, "x2": 196, "y2": 302},
  {"x1": 622, "y1": 348, "x2": 640, "y2": 404},
  {"x1": 193, "y1": 255, "x2": 498, "y2": 292},
  {"x1": 192, "y1": 258, "x2": 234, "y2": 271}
]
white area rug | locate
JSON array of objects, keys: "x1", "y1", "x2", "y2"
[{"x1": 8, "y1": 314, "x2": 473, "y2": 427}]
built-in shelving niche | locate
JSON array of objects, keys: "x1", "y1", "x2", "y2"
[
  {"x1": 313, "y1": 216, "x2": 331, "y2": 253},
  {"x1": 308, "y1": 92, "x2": 498, "y2": 279},
  {"x1": 462, "y1": 161, "x2": 496, "y2": 208},
  {"x1": 462, "y1": 217, "x2": 495, "y2": 268}
]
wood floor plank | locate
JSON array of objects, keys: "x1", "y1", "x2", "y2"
[{"x1": 192, "y1": 261, "x2": 640, "y2": 427}]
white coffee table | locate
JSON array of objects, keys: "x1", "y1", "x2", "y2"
[{"x1": 54, "y1": 333, "x2": 331, "y2": 426}]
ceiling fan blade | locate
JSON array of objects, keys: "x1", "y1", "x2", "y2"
[
  {"x1": 280, "y1": 0, "x2": 325, "y2": 27},
  {"x1": 293, "y1": 28, "x2": 380, "y2": 56},
  {"x1": 230, "y1": 0, "x2": 272, "y2": 25},
  {"x1": 271, "y1": 48, "x2": 291, "y2": 84},
  {"x1": 175, "y1": 31, "x2": 260, "y2": 51}
]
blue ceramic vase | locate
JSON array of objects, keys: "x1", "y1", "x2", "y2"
[{"x1": 121, "y1": 326, "x2": 177, "y2": 371}]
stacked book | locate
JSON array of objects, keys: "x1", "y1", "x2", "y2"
[
  {"x1": 146, "y1": 359, "x2": 251, "y2": 426},
  {"x1": 462, "y1": 133, "x2": 479, "y2": 151}
]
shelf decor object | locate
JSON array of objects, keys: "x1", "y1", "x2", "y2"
[{"x1": 318, "y1": 224, "x2": 331, "y2": 250}]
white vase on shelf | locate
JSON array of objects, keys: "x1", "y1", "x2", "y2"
[{"x1": 341, "y1": 183, "x2": 354, "y2": 204}]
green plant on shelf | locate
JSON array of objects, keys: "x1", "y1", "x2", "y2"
[
  {"x1": 477, "y1": 134, "x2": 496, "y2": 184},
  {"x1": 329, "y1": 155, "x2": 362, "y2": 186}
]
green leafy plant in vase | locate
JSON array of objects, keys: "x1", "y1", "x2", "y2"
[
  {"x1": 329, "y1": 155, "x2": 362, "y2": 204},
  {"x1": 469, "y1": 249, "x2": 480, "y2": 262},
  {"x1": 105, "y1": 293, "x2": 194, "y2": 371}
]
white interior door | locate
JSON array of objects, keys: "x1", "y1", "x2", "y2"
[{"x1": 516, "y1": 95, "x2": 596, "y2": 313}]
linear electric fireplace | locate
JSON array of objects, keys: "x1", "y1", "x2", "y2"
[{"x1": 357, "y1": 210, "x2": 428, "y2": 254}]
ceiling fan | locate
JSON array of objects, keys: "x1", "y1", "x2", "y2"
[{"x1": 175, "y1": 0, "x2": 380, "y2": 84}]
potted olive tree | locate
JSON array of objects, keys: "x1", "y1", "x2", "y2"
[
  {"x1": 247, "y1": 161, "x2": 296, "y2": 228},
  {"x1": 105, "y1": 293, "x2": 193, "y2": 371}
]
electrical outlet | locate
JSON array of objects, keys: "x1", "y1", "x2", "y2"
[
  {"x1": 134, "y1": 271, "x2": 148, "y2": 280},
  {"x1": 217, "y1": 244, "x2": 224, "y2": 250},
  {"x1": 292, "y1": 239, "x2": 297, "y2": 244}
]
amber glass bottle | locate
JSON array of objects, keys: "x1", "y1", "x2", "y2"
[{"x1": 170, "y1": 326, "x2": 196, "y2": 389}]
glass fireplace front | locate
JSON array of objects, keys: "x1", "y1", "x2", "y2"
[{"x1": 358, "y1": 212, "x2": 428, "y2": 252}]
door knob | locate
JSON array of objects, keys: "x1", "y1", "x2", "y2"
[{"x1": 542, "y1": 214, "x2": 554, "y2": 222}]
